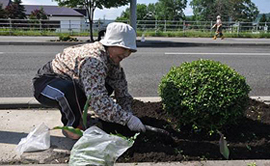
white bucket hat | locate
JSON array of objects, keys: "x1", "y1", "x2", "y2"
[{"x1": 100, "y1": 22, "x2": 137, "y2": 52}]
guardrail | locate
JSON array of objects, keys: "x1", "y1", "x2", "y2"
[{"x1": 0, "y1": 19, "x2": 269, "y2": 35}]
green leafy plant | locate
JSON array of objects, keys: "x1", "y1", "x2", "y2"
[
  {"x1": 53, "y1": 126, "x2": 83, "y2": 136},
  {"x1": 218, "y1": 131, "x2": 229, "y2": 159},
  {"x1": 247, "y1": 162, "x2": 257, "y2": 166},
  {"x1": 159, "y1": 59, "x2": 251, "y2": 133},
  {"x1": 82, "y1": 96, "x2": 92, "y2": 128},
  {"x1": 112, "y1": 132, "x2": 140, "y2": 144}
]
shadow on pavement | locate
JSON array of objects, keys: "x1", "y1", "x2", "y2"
[
  {"x1": 137, "y1": 40, "x2": 200, "y2": 47},
  {"x1": 0, "y1": 130, "x2": 76, "y2": 150}
]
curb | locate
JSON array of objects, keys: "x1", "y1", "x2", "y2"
[
  {"x1": 0, "y1": 96, "x2": 269, "y2": 109},
  {"x1": 1, "y1": 160, "x2": 270, "y2": 166},
  {"x1": 137, "y1": 41, "x2": 270, "y2": 47},
  {"x1": 0, "y1": 41, "x2": 85, "y2": 46},
  {"x1": 0, "y1": 41, "x2": 270, "y2": 47},
  {"x1": 0, "y1": 97, "x2": 44, "y2": 109}
]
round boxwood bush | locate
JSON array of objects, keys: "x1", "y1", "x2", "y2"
[{"x1": 158, "y1": 59, "x2": 251, "y2": 133}]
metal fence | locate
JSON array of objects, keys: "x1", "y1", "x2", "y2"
[
  {"x1": 136, "y1": 20, "x2": 270, "y2": 34},
  {"x1": 0, "y1": 18, "x2": 269, "y2": 35},
  {"x1": 0, "y1": 19, "x2": 60, "y2": 32}
]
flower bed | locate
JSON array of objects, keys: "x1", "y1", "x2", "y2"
[{"x1": 101, "y1": 98, "x2": 270, "y2": 162}]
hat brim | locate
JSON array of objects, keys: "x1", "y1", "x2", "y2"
[{"x1": 100, "y1": 40, "x2": 137, "y2": 52}]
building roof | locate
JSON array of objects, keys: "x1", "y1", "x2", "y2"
[
  {"x1": 24, "y1": 5, "x2": 84, "y2": 17},
  {"x1": 73, "y1": 8, "x2": 87, "y2": 16},
  {"x1": 0, "y1": 0, "x2": 11, "y2": 8}
]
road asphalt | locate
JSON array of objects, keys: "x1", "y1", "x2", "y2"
[
  {"x1": 1, "y1": 36, "x2": 270, "y2": 165},
  {"x1": 0, "y1": 36, "x2": 270, "y2": 47}
]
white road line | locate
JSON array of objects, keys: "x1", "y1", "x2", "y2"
[
  {"x1": 0, "y1": 52, "x2": 57, "y2": 54},
  {"x1": 165, "y1": 52, "x2": 270, "y2": 56}
]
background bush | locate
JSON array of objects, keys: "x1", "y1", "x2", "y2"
[
  {"x1": 58, "y1": 34, "x2": 72, "y2": 41},
  {"x1": 158, "y1": 59, "x2": 251, "y2": 133},
  {"x1": 58, "y1": 34, "x2": 78, "y2": 41}
]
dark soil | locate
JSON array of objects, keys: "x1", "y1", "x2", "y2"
[{"x1": 100, "y1": 98, "x2": 270, "y2": 162}]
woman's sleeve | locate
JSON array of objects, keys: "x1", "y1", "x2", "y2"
[
  {"x1": 80, "y1": 58, "x2": 132, "y2": 125},
  {"x1": 106, "y1": 65, "x2": 133, "y2": 113}
]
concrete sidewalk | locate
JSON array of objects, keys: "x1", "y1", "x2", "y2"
[
  {"x1": 1, "y1": 160, "x2": 270, "y2": 166},
  {"x1": 1, "y1": 97, "x2": 270, "y2": 165},
  {"x1": 0, "y1": 36, "x2": 270, "y2": 47}
]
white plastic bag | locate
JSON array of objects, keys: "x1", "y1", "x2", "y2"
[
  {"x1": 16, "y1": 123, "x2": 50, "y2": 155},
  {"x1": 69, "y1": 126, "x2": 134, "y2": 166}
]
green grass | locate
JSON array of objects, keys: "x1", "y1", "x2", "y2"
[
  {"x1": 137, "y1": 30, "x2": 270, "y2": 38},
  {"x1": 0, "y1": 29, "x2": 94, "y2": 36},
  {"x1": 0, "y1": 28, "x2": 270, "y2": 38}
]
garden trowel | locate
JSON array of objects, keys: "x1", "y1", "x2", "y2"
[{"x1": 145, "y1": 125, "x2": 170, "y2": 135}]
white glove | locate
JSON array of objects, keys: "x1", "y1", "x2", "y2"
[{"x1": 127, "y1": 115, "x2": 146, "y2": 132}]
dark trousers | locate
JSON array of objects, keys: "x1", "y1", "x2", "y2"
[{"x1": 34, "y1": 77, "x2": 113, "y2": 128}]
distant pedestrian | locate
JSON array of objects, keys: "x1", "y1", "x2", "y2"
[{"x1": 211, "y1": 15, "x2": 224, "y2": 40}]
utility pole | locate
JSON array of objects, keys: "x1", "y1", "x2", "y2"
[{"x1": 130, "y1": 0, "x2": 137, "y2": 32}]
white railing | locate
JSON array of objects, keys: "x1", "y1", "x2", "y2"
[
  {"x1": 136, "y1": 20, "x2": 270, "y2": 34},
  {"x1": 0, "y1": 19, "x2": 269, "y2": 35}
]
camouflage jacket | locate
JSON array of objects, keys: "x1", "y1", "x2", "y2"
[{"x1": 51, "y1": 42, "x2": 133, "y2": 125}]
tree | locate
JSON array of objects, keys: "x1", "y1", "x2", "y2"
[
  {"x1": 53, "y1": 0, "x2": 130, "y2": 42},
  {"x1": 137, "y1": 4, "x2": 148, "y2": 20},
  {"x1": 116, "y1": 1, "x2": 187, "y2": 31},
  {"x1": 230, "y1": 0, "x2": 259, "y2": 22},
  {"x1": 117, "y1": 0, "x2": 187, "y2": 21},
  {"x1": 116, "y1": 4, "x2": 153, "y2": 21},
  {"x1": 29, "y1": 7, "x2": 48, "y2": 20},
  {"x1": 116, "y1": 7, "x2": 130, "y2": 21},
  {"x1": 258, "y1": 14, "x2": 268, "y2": 27},
  {"x1": 190, "y1": 0, "x2": 259, "y2": 22},
  {"x1": 155, "y1": 0, "x2": 187, "y2": 20},
  {"x1": 190, "y1": 0, "x2": 232, "y2": 21},
  {"x1": 213, "y1": 0, "x2": 231, "y2": 21},
  {"x1": 259, "y1": 14, "x2": 267, "y2": 22},
  {"x1": 116, "y1": 3, "x2": 158, "y2": 31},
  {"x1": 147, "y1": 3, "x2": 159, "y2": 20},
  {"x1": 5, "y1": 0, "x2": 26, "y2": 19},
  {"x1": 0, "y1": 4, "x2": 7, "y2": 18}
]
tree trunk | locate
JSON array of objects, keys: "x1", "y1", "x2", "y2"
[
  {"x1": 85, "y1": 4, "x2": 94, "y2": 42},
  {"x1": 89, "y1": 14, "x2": 94, "y2": 42},
  {"x1": 90, "y1": 8, "x2": 95, "y2": 42}
]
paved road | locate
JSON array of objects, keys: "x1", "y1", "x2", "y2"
[
  {"x1": 0, "y1": 36, "x2": 270, "y2": 44},
  {"x1": 0, "y1": 44, "x2": 270, "y2": 97}
]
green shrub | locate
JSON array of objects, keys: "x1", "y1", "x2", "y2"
[
  {"x1": 58, "y1": 34, "x2": 71, "y2": 41},
  {"x1": 159, "y1": 59, "x2": 251, "y2": 133},
  {"x1": 58, "y1": 34, "x2": 79, "y2": 41}
]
